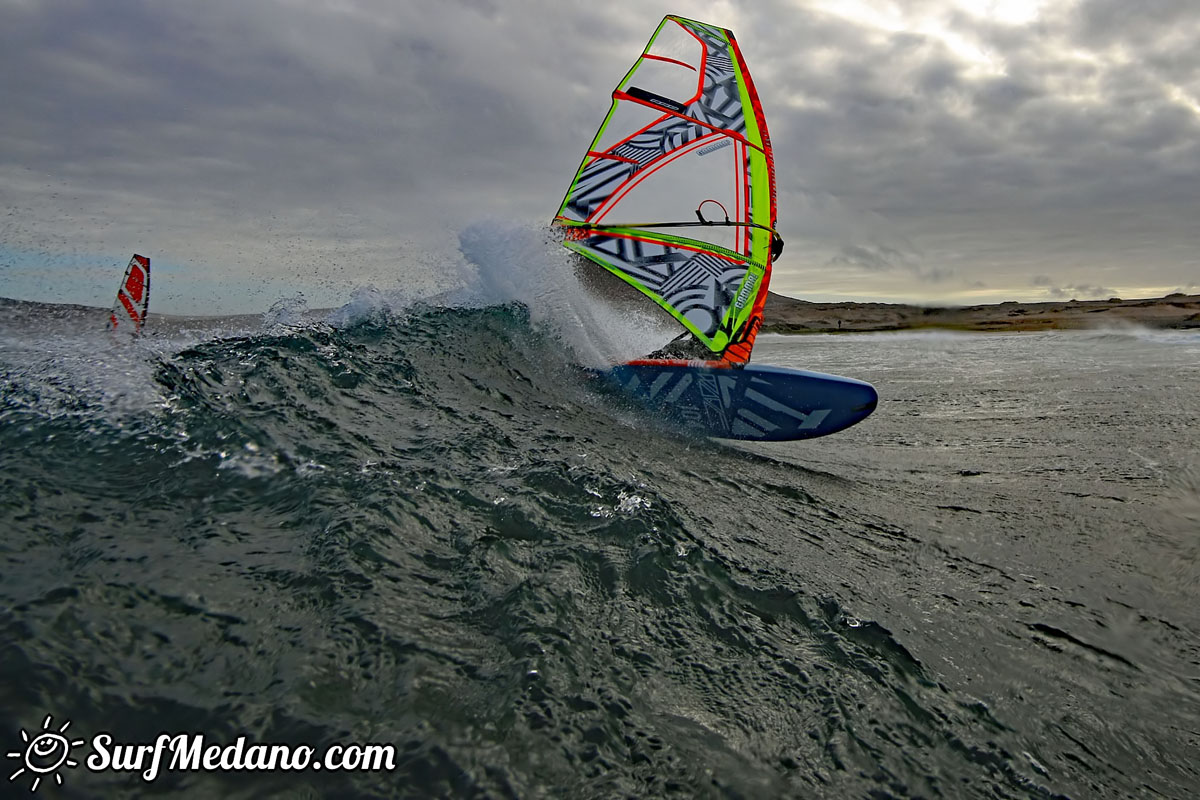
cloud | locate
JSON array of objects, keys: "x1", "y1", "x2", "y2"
[
  {"x1": 825, "y1": 243, "x2": 951, "y2": 283},
  {"x1": 828, "y1": 244, "x2": 909, "y2": 272},
  {"x1": 1, "y1": 0, "x2": 1198, "y2": 311},
  {"x1": 1045, "y1": 283, "x2": 1118, "y2": 299}
]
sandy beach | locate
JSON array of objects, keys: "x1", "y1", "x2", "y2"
[{"x1": 763, "y1": 291, "x2": 1200, "y2": 334}]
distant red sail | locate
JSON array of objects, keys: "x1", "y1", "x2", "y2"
[{"x1": 107, "y1": 254, "x2": 151, "y2": 334}]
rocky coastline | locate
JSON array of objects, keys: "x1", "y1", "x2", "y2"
[{"x1": 762, "y1": 292, "x2": 1200, "y2": 334}]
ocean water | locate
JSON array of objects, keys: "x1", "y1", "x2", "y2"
[{"x1": 1, "y1": 292, "x2": 1198, "y2": 797}]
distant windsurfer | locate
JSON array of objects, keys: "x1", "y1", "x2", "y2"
[{"x1": 106, "y1": 254, "x2": 151, "y2": 335}]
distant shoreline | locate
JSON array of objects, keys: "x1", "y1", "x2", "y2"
[
  {"x1": 5, "y1": 292, "x2": 1199, "y2": 335},
  {"x1": 762, "y1": 292, "x2": 1200, "y2": 334}
]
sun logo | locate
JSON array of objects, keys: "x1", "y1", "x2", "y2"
[{"x1": 7, "y1": 715, "x2": 85, "y2": 792}]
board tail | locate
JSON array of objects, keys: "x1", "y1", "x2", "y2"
[{"x1": 107, "y1": 254, "x2": 150, "y2": 334}]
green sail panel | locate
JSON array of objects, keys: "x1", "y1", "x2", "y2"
[{"x1": 553, "y1": 15, "x2": 777, "y2": 355}]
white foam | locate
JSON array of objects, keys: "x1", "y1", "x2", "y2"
[
  {"x1": 0, "y1": 326, "x2": 167, "y2": 424},
  {"x1": 455, "y1": 220, "x2": 678, "y2": 365},
  {"x1": 321, "y1": 220, "x2": 674, "y2": 365}
]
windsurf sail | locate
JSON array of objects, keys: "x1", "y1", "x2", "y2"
[
  {"x1": 107, "y1": 254, "x2": 150, "y2": 334},
  {"x1": 552, "y1": 15, "x2": 781, "y2": 365}
]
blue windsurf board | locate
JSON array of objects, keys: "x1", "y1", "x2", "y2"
[{"x1": 597, "y1": 363, "x2": 877, "y2": 441}]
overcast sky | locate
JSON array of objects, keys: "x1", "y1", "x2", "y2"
[{"x1": 2, "y1": 0, "x2": 1198, "y2": 314}]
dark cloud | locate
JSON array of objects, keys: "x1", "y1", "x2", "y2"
[
  {"x1": 826, "y1": 241, "x2": 951, "y2": 284},
  {"x1": 829, "y1": 244, "x2": 910, "y2": 272},
  {"x1": 1070, "y1": 0, "x2": 1198, "y2": 51}
]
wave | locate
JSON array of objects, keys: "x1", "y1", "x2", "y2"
[{"x1": 1, "y1": 294, "x2": 1074, "y2": 797}]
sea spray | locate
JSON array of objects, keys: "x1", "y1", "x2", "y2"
[{"x1": 454, "y1": 220, "x2": 675, "y2": 365}]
